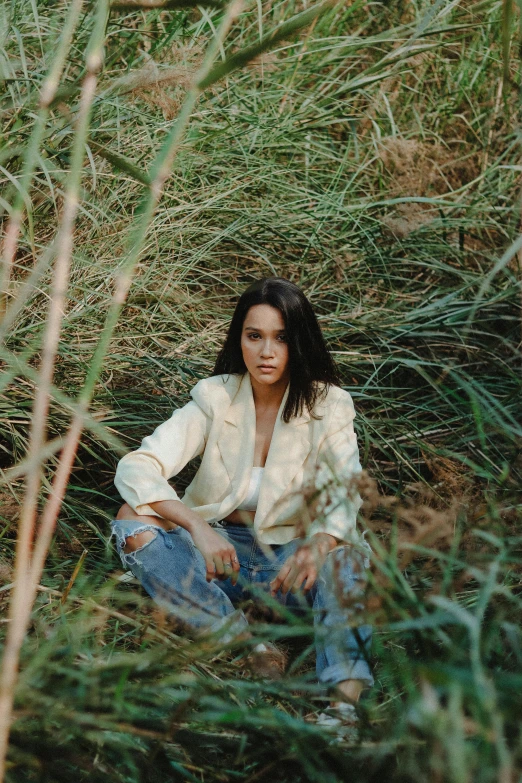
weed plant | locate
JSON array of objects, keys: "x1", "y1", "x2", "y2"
[{"x1": 0, "y1": 0, "x2": 521, "y2": 780}]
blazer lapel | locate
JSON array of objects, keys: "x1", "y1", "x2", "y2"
[
  {"x1": 217, "y1": 373, "x2": 312, "y2": 520},
  {"x1": 217, "y1": 374, "x2": 256, "y2": 487},
  {"x1": 255, "y1": 388, "x2": 312, "y2": 526}
]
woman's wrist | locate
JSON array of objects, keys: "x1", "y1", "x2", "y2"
[
  {"x1": 149, "y1": 499, "x2": 209, "y2": 535},
  {"x1": 311, "y1": 532, "x2": 339, "y2": 552},
  {"x1": 184, "y1": 513, "x2": 211, "y2": 537}
]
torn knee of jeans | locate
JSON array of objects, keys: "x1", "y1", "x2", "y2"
[{"x1": 111, "y1": 524, "x2": 161, "y2": 567}]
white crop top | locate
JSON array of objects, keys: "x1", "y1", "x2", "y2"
[{"x1": 236, "y1": 467, "x2": 264, "y2": 512}]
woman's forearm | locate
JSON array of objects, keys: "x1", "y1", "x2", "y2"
[
  {"x1": 149, "y1": 499, "x2": 209, "y2": 535},
  {"x1": 149, "y1": 499, "x2": 240, "y2": 581}
]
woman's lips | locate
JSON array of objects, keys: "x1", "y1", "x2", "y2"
[{"x1": 259, "y1": 365, "x2": 276, "y2": 371}]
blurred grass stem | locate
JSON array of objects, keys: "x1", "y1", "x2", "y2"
[{"x1": 0, "y1": 1, "x2": 107, "y2": 775}]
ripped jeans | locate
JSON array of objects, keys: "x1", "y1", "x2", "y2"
[{"x1": 110, "y1": 519, "x2": 374, "y2": 688}]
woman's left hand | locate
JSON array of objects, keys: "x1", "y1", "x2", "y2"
[{"x1": 269, "y1": 533, "x2": 338, "y2": 596}]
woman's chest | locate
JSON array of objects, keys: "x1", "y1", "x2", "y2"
[{"x1": 253, "y1": 409, "x2": 279, "y2": 467}]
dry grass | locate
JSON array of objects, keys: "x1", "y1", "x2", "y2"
[
  {"x1": 0, "y1": 0, "x2": 521, "y2": 779},
  {"x1": 378, "y1": 136, "x2": 481, "y2": 238},
  {"x1": 116, "y1": 44, "x2": 206, "y2": 120}
]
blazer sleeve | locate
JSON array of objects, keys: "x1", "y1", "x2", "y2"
[
  {"x1": 308, "y1": 392, "x2": 363, "y2": 543},
  {"x1": 114, "y1": 381, "x2": 212, "y2": 517}
]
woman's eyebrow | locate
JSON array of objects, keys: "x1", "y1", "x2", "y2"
[{"x1": 244, "y1": 325, "x2": 285, "y2": 331}]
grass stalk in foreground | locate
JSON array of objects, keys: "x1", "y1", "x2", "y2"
[
  {"x1": 0, "y1": 0, "x2": 85, "y2": 318},
  {"x1": 0, "y1": 1, "x2": 342, "y2": 778},
  {"x1": 0, "y1": 1, "x2": 109, "y2": 773}
]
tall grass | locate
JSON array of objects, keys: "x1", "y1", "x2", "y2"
[{"x1": 1, "y1": 0, "x2": 521, "y2": 780}]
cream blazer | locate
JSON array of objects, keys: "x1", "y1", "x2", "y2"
[{"x1": 114, "y1": 373, "x2": 363, "y2": 546}]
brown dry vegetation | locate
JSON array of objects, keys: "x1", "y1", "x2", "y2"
[{"x1": 1, "y1": 0, "x2": 521, "y2": 780}]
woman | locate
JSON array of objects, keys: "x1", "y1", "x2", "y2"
[{"x1": 111, "y1": 277, "x2": 373, "y2": 725}]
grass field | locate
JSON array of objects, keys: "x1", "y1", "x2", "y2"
[{"x1": 1, "y1": 0, "x2": 522, "y2": 780}]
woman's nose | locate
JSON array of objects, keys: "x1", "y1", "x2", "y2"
[{"x1": 260, "y1": 340, "x2": 275, "y2": 357}]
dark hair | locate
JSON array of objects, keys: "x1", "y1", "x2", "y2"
[{"x1": 212, "y1": 277, "x2": 341, "y2": 422}]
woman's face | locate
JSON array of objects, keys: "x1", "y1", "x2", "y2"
[{"x1": 240, "y1": 304, "x2": 290, "y2": 387}]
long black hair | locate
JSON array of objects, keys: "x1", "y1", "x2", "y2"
[{"x1": 212, "y1": 278, "x2": 341, "y2": 422}]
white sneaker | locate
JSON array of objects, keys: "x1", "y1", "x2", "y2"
[{"x1": 316, "y1": 702, "x2": 359, "y2": 742}]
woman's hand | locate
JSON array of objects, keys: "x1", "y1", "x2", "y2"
[
  {"x1": 269, "y1": 533, "x2": 338, "y2": 596},
  {"x1": 148, "y1": 499, "x2": 240, "y2": 584},
  {"x1": 189, "y1": 519, "x2": 240, "y2": 584}
]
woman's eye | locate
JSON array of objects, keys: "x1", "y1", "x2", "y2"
[{"x1": 246, "y1": 333, "x2": 286, "y2": 341}]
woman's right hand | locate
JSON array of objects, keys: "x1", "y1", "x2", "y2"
[
  {"x1": 147, "y1": 499, "x2": 240, "y2": 584},
  {"x1": 189, "y1": 519, "x2": 240, "y2": 584}
]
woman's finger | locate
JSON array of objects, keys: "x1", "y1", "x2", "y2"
[
  {"x1": 270, "y1": 561, "x2": 292, "y2": 595},
  {"x1": 205, "y1": 558, "x2": 216, "y2": 582},
  {"x1": 214, "y1": 554, "x2": 225, "y2": 578},
  {"x1": 230, "y1": 551, "x2": 240, "y2": 585},
  {"x1": 303, "y1": 569, "x2": 317, "y2": 592},
  {"x1": 281, "y1": 562, "x2": 300, "y2": 594},
  {"x1": 225, "y1": 548, "x2": 239, "y2": 566},
  {"x1": 221, "y1": 548, "x2": 237, "y2": 575},
  {"x1": 222, "y1": 550, "x2": 238, "y2": 580},
  {"x1": 290, "y1": 569, "x2": 309, "y2": 593}
]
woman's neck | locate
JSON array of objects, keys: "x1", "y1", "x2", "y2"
[{"x1": 249, "y1": 373, "x2": 288, "y2": 411}]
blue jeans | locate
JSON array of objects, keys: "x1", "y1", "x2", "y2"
[{"x1": 110, "y1": 519, "x2": 374, "y2": 688}]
